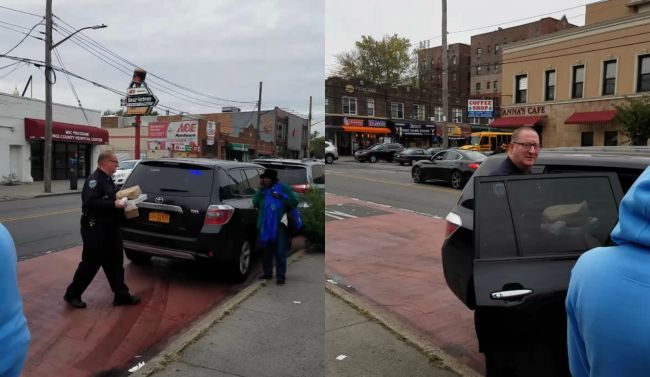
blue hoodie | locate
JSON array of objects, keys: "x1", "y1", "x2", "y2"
[
  {"x1": 0, "y1": 224, "x2": 30, "y2": 377},
  {"x1": 566, "y1": 166, "x2": 650, "y2": 377}
]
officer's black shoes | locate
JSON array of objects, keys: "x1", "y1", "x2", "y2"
[
  {"x1": 258, "y1": 274, "x2": 273, "y2": 280},
  {"x1": 64, "y1": 295, "x2": 87, "y2": 309},
  {"x1": 113, "y1": 295, "x2": 141, "y2": 306},
  {"x1": 276, "y1": 278, "x2": 285, "y2": 285}
]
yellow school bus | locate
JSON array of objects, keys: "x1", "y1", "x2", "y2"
[{"x1": 459, "y1": 131, "x2": 512, "y2": 152}]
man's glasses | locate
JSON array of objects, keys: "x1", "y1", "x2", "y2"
[
  {"x1": 511, "y1": 141, "x2": 542, "y2": 151},
  {"x1": 109, "y1": 159, "x2": 119, "y2": 164}
]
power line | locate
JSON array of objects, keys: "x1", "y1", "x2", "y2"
[
  {"x1": 2, "y1": 20, "x2": 43, "y2": 56},
  {"x1": 0, "y1": 5, "x2": 42, "y2": 18},
  {"x1": 53, "y1": 48, "x2": 91, "y2": 126},
  {"x1": 0, "y1": 61, "x2": 25, "y2": 80}
]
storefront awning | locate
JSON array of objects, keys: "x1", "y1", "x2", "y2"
[
  {"x1": 24, "y1": 118, "x2": 108, "y2": 144},
  {"x1": 489, "y1": 116, "x2": 545, "y2": 128},
  {"x1": 229, "y1": 142, "x2": 248, "y2": 151},
  {"x1": 564, "y1": 110, "x2": 617, "y2": 124},
  {"x1": 342, "y1": 126, "x2": 391, "y2": 134}
]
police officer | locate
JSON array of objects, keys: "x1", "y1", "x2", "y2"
[{"x1": 63, "y1": 150, "x2": 140, "y2": 309}]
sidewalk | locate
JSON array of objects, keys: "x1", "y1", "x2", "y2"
[
  {"x1": 129, "y1": 251, "x2": 459, "y2": 377},
  {"x1": 0, "y1": 179, "x2": 83, "y2": 201}
]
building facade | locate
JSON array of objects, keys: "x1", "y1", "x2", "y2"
[
  {"x1": 469, "y1": 17, "x2": 576, "y2": 125},
  {"x1": 0, "y1": 92, "x2": 105, "y2": 183},
  {"x1": 495, "y1": 0, "x2": 650, "y2": 147}
]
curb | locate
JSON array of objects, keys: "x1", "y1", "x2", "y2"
[
  {"x1": 0, "y1": 190, "x2": 81, "y2": 202},
  {"x1": 129, "y1": 249, "x2": 307, "y2": 377},
  {"x1": 325, "y1": 282, "x2": 482, "y2": 377}
]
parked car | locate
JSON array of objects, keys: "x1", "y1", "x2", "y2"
[
  {"x1": 441, "y1": 146, "x2": 650, "y2": 371},
  {"x1": 119, "y1": 158, "x2": 262, "y2": 282},
  {"x1": 325, "y1": 141, "x2": 339, "y2": 164},
  {"x1": 354, "y1": 143, "x2": 404, "y2": 163},
  {"x1": 251, "y1": 158, "x2": 325, "y2": 207},
  {"x1": 112, "y1": 159, "x2": 139, "y2": 189},
  {"x1": 425, "y1": 147, "x2": 443, "y2": 156},
  {"x1": 393, "y1": 148, "x2": 430, "y2": 165},
  {"x1": 411, "y1": 149, "x2": 486, "y2": 189}
]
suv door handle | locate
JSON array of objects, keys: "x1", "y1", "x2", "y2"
[{"x1": 490, "y1": 289, "x2": 533, "y2": 300}]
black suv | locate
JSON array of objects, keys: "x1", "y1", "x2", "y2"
[
  {"x1": 354, "y1": 143, "x2": 404, "y2": 163},
  {"x1": 120, "y1": 158, "x2": 262, "y2": 282},
  {"x1": 251, "y1": 158, "x2": 325, "y2": 208},
  {"x1": 441, "y1": 147, "x2": 650, "y2": 367}
]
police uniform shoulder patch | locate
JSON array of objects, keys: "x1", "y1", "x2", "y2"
[{"x1": 89, "y1": 180, "x2": 97, "y2": 189}]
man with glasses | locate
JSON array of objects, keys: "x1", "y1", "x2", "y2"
[
  {"x1": 64, "y1": 150, "x2": 140, "y2": 309},
  {"x1": 489, "y1": 126, "x2": 541, "y2": 175}
]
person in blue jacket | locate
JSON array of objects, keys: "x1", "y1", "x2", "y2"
[
  {"x1": 566, "y1": 166, "x2": 650, "y2": 377},
  {"x1": 253, "y1": 169, "x2": 298, "y2": 285},
  {"x1": 0, "y1": 224, "x2": 30, "y2": 377}
]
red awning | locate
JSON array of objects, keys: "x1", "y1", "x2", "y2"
[
  {"x1": 342, "y1": 126, "x2": 391, "y2": 134},
  {"x1": 24, "y1": 118, "x2": 109, "y2": 144},
  {"x1": 564, "y1": 110, "x2": 617, "y2": 124},
  {"x1": 489, "y1": 116, "x2": 545, "y2": 128}
]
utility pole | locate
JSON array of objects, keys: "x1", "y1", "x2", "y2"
[
  {"x1": 441, "y1": 0, "x2": 449, "y2": 148},
  {"x1": 44, "y1": 0, "x2": 53, "y2": 192},
  {"x1": 255, "y1": 81, "x2": 263, "y2": 157},
  {"x1": 307, "y1": 95, "x2": 312, "y2": 158}
]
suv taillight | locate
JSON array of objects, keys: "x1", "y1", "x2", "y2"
[
  {"x1": 468, "y1": 163, "x2": 481, "y2": 170},
  {"x1": 291, "y1": 184, "x2": 310, "y2": 193},
  {"x1": 445, "y1": 212, "x2": 462, "y2": 238},
  {"x1": 205, "y1": 204, "x2": 234, "y2": 225}
]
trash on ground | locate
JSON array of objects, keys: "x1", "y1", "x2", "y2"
[
  {"x1": 128, "y1": 361, "x2": 145, "y2": 372},
  {"x1": 293, "y1": 301, "x2": 302, "y2": 304},
  {"x1": 336, "y1": 354, "x2": 348, "y2": 361},
  {"x1": 326, "y1": 279, "x2": 338, "y2": 285}
]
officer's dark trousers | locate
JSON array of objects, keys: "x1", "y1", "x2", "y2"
[
  {"x1": 262, "y1": 224, "x2": 288, "y2": 279},
  {"x1": 65, "y1": 217, "x2": 130, "y2": 299}
]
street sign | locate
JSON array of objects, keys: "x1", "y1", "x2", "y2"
[
  {"x1": 127, "y1": 87, "x2": 150, "y2": 96},
  {"x1": 126, "y1": 94, "x2": 158, "y2": 107},
  {"x1": 124, "y1": 81, "x2": 158, "y2": 115}
]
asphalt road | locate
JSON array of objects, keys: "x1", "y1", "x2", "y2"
[
  {"x1": 326, "y1": 159, "x2": 461, "y2": 218},
  {"x1": 0, "y1": 194, "x2": 81, "y2": 260}
]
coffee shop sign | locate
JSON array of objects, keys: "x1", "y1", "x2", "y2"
[{"x1": 501, "y1": 105, "x2": 546, "y2": 117}]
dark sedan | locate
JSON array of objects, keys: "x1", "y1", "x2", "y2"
[
  {"x1": 354, "y1": 143, "x2": 404, "y2": 163},
  {"x1": 394, "y1": 148, "x2": 430, "y2": 165},
  {"x1": 411, "y1": 149, "x2": 486, "y2": 189}
]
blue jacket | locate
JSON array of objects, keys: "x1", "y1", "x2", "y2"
[
  {"x1": 0, "y1": 224, "x2": 30, "y2": 377},
  {"x1": 566, "y1": 166, "x2": 650, "y2": 377}
]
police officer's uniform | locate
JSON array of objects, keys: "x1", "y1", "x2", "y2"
[{"x1": 64, "y1": 167, "x2": 132, "y2": 305}]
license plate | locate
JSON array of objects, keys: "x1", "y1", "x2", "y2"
[{"x1": 148, "y1": 212, "x2": 170, "y2": 224}]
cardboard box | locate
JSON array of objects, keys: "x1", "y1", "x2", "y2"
[
  {"x1": 117, "y1": 185, "x2": 142, "y2": 200},
  {"x1": 124, "y1": 203, "x2": 139, "y2": 219}
]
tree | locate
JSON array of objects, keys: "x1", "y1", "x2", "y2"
[
  {"x1": 334, "y1": 34, "x2": 415, "y2": 86},
  {"x1": 614, "y1": 96, "x2": 650, "y2": 145},
  {"x1": 310, "y1": 136, "x2": 325, "y2": 159}
]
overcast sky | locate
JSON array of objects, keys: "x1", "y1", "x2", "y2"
[
  {"x1": 326, "y1": 0, "x2": 592, "y2": 76},
  {"x1": 0, "y1": 0, "x2": 325, "y2": 133}
]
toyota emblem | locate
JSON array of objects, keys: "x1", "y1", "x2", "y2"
[{"x1": 155, "y1": 196, "x2": 164, "y2": 204}]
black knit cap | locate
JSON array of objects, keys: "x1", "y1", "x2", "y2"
[{"x1": 260, "y1": 169, "x2": 278, "y2": 181}]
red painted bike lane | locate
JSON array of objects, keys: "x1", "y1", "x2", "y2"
[
  {"x1": 16, "y1": 241, "x2": 284, "y2": 377},
  {"x1": 325, "y1": 194, "x2": 484, "y2": 374}
]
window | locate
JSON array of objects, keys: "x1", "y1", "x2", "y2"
[
  {"x1": 495, "y1": 44, "x2": 500, "y2": 53},
  {"x1": 572, "y1": 65, "x2": 585, "y2": 99},
  {"x1": 452, "y1": 108, "x2": 463, "y2": 123},
  {"x1": 412, "y1": 104, "x2": 425, "y2": 120},
  {"x1": 452, "y1": 72, "x2": 457, "y2": 81},
  {"x1": 367, "y1": 98, "x2": 375, "y2": 116},
  {"x1": 638, "y1": 55, "x2": 650, "y2": 92},
  {"x1": 476, "y1": 66, "x2": 482, "y2": 75},
  {"x1": 477, "y1": 47, "x2": 482, "y2": 56},
  {"x1": 602, "y1": 60, "x2": 617, "y2": 95},
  {"x1": 487, "y1": 45, "x2": 491, "y2": 54},
  {"x1": 604, "y1": 131, "x2": 618, "y2": 146},
  {"x1": 545, "y1": 70, "x2": 556, "y2": 101},
  {"x1": 452, "y1": 55, "x2": 457, "y2": 65},
  {"x1": 476, "y1": 82, "x2": 481, "y2": 92},
  {"x1": 494, "y1": 64, "x2": 499, "y2": 72},
  {"x1": 515, "y1": 75, "x2": 527, "y2": 104},
  {"x1": 325, "y1": 98, "x2": 329, "y2": 112},
  {"x1": 487, "y1": 65, "x2": 491, "y2": 72},
  {"x1": 445, "y1": 151, "x2": 462, "y2": 160},
  {"x1": 391, "y1": 102, "x2": 404, "y2": 119},
  {"x1": 581, "y1": 132, "x2": 593, "y2": 147},
  {"x1": 342, "y1": 96, "x2": 357, "y2": 114},
  {"x1": 433, "y1": 106, "x2": 443, "y2": 121},
  {"x1": 486, "y1": 81, "x2": 491, "y2": 90},
  {"x1": 494, "y1": 80, "x2": 499, "y2": 92}
]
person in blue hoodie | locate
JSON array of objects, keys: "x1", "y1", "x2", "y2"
[
  {"x1": 566, "y1": 166, "x2": 650, "y2": 377},
  {"x1": 253, "y1": 168, "x2": 299, "y2": 285},
  {"x1": 0, "y1": 224, "x2": 30, "y2": 377}
]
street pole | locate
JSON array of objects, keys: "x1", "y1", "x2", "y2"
[
  {"x1": 441, "y1": 0, "x2": 449, "y2": 149},
  {"x1": 255, "y1": 81, "x2": 262, "y2": 157},
  {"x1": 44, "y1": 0, "x2": 53, "y2": 192},
  {"x1": 307, "y1": 95, "x2": 312, "y2": 158},
  {"x1": 134, "y1": 115, "x2": 141, "y2": 159}
]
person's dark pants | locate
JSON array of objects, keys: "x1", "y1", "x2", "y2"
[
  {"x1": 65, "y1": 217, "x2": 130, "y2": 300},
  {"x1": 262, "y1": 224, "x2": 288, "y2": 280}
]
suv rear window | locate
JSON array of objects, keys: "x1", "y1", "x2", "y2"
[
  {"x1": 127, "y1": 161, "x2": 214, "y2": 197},
  {"x1": 476, "y1": 175, "x2": 620, "y2": 258},
  {"x1": 259, "y1": 165, "x2": 308, "y2": 185}
]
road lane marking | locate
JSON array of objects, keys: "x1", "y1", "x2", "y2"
[
  {"x1": 0, "y1": 207, "x2": 80, "y2": 223},
  {"x1": 326, "y1": 170, "x2": 459, "y2": 194},
  {"x1": 325, "y1": 210, "x2": 358, "y2": 219}
]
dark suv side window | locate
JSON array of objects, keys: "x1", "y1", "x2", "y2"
[
  {"x1": 477, "y1": 175, "x2": 620, "y2": 258},
  {"x1": 220, "y1": 172, "x2": 241, "y2": 200},
  {"x1": 312, "y1": 165, "x2": 325, "y2": 184},
  {"x1": 244, "y1": 168, "x2": 261, "y2": 194},
  {"x1": 228, "y1": 169, "x2": 255, "y2": 197}
]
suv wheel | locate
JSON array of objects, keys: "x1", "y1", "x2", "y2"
[
  {"x1": 412, "y1": 167, "x2": 422, "y2": 183},
  {"x1": 369, "y1": 155, "x2": 377, "y2": 163},
  {"x1": 229, "y1": 239, "x2": 252, "y2": 282},
  {"x1": 450, "y1": 170, "x2": 464, "y2": 189},
  {"x1": 125, "y1": 249, "x2": 152, "y2": 265},
  {"x1": 325, "y1": 154, "x2": 334, "y2": 164}
]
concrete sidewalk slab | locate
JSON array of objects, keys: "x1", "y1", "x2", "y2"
[
  {"x1": 325, "y1": 193, "x2": 483, "y2": 375},
  {"x1": 0, "y1": 179, "x2": 83, "y2": 201}
]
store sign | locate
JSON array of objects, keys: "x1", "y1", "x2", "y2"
[
  {"x1": 167, "y1": 120, "x2": 199, "y2": 153},
  {"x1": 368, "y1": 120, "x2": 386, "y2": 127},
  {"x1": 206, "y1": 121, "x2": 216, "y2": 146},
  {"x1": 343, "y1": 117, "x2": 364, "y2": 126},
  {"x1": 468, "y1": 99, "x2": 493, "y2": 118},
  {"x1": 501, "y1": 105, "x2": 546, "y2": 117},
  {"x1": 344, "y1": 84, "x2": 378, "y2": 94},
  {"x1": 147, "y1": 121, "x2": 168, "y2": 150}
]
